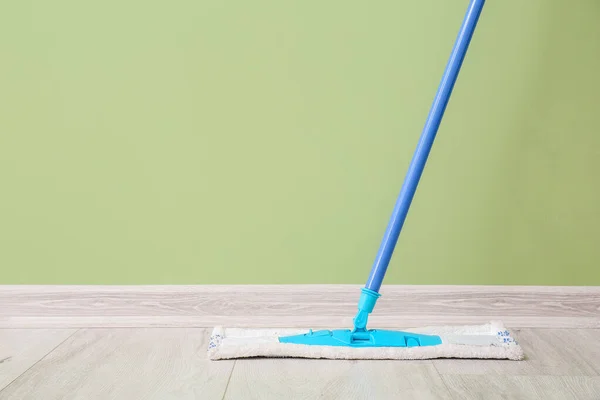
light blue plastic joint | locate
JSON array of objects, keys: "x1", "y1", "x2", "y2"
[{"x1": 352, "y1": 288, "x2": 380, "y2": 332}]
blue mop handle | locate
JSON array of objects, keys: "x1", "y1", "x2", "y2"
[{"x1": 365, "y1": 0, "x2": 485, "y2": 292}]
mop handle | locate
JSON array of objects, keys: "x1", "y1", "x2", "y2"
[{"x1": 365, "y1": 0, "x2": 485, "y2": 292}]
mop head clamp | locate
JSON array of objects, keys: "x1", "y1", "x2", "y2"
[{"x1": 278, "y1": 288, "x2": 443, "y2": 348}]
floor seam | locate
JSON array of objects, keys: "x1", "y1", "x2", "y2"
[
  {"x1": 431, "y1": 360, "x2": 456, "y2": 400},
  {"x1": 0, "y1": 328, "x2": 81, "y2": 395},
  {"x1": 220, "y1": 360, "x2": 236, "y2": 400}
]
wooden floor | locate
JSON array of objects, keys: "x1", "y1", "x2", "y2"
[
  {"x1": 1, "y1": 327, "x2": 600, "y2": 400},
  {"x1": 1, "y1": 286, "x2": 598, "y2": 398}
]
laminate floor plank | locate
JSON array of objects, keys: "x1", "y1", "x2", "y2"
[
  {"x1": 0, "y1": 328, "x2": 234, "y2": 400},
  {"x1": 3, "y1": 327, "x2": 600, "y2": 400},
  {"x1": 440, "y1": 374, "x2": 600, "y2": 400},
  {"x1": 0, "y1": 329, "x2": 76, "y2": 390},
  {"x1": 224, "y1": 358, "x2": 452, "y2": 400}
]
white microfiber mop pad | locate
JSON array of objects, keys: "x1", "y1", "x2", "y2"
[{"x1": 207, "y1": 320, "x2": 524, "y2": 361}]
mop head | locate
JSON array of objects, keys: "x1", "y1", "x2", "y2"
[{"x1": 207, "y1": 320, "x2": 524, "y2": 361}]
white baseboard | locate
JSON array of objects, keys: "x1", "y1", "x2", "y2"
[{"x1": 1, "y1": 285, "x2": 598, "y2": 328}]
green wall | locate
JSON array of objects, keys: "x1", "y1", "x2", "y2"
[{"x1": 1, "y1": 0, "x2": 599, "y2": 285}]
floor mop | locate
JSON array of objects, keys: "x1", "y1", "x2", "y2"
[{"x1": 208, "y1": 0, "x2": 524, "y2": 361}]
